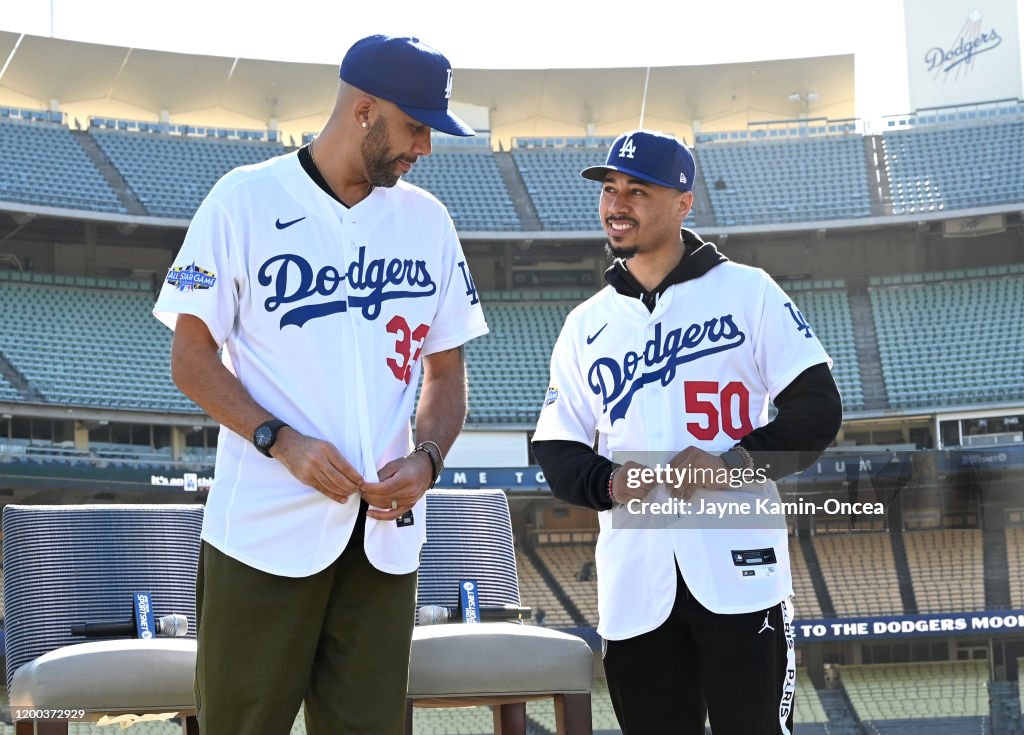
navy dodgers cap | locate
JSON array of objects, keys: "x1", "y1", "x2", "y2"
[
  {"x1": 581, "y1": 130, "x2": 695, "y2": 193},
  {"x1": 340, "y1": 35, "x2": 474, "y2": 137}
]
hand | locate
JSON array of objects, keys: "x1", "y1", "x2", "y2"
[
  {"x1": 361, "y1": 451, "x2": 434, "y2": 521},
  {"x1": 610, "y1": 460, "x2": 658, "y2": 505},
  {"x1": 666, "y1": 446, "x2": 729, "y2": 500},
  {"x1": 270, "y1": 428, "x2": 364, "y2": 504}
]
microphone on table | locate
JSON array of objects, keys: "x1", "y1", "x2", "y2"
[
  {"x1": 70, "y1": 613, "x2": 189, "y2": 639},
  {"x1": 71, "y1": 591, "x2": 188, "y2": 639},
  {"x1": 417, "y1": 603, "x2": 532, "y2": 626}
]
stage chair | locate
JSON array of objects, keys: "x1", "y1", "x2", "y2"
[
  {"x1": 2, "y1": 504, "x2": 204, "y2": 735},
  {"x1": 407, "y1": 489, "x2": 593, "y2": 735}
]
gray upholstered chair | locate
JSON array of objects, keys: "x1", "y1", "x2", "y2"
[
  {"x1": 407, "y1": 490, "x2": 593, "y2": 735},
  {"x1": 2, "y1": 504, "x2": 204, "y2": 735}
]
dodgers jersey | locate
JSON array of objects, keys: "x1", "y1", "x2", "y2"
[
  {"x1": 534, "y1": 256, "x2": 830, "y2": 639},
  {"x1": 155, "y1": 151, "x2": 488, "y2": 578}
]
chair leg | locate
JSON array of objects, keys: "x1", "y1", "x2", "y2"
[
  {"x1": 493, "y1": 702, "x2": 526, "y2": 735},
  {"x1": 184, "y1": 715, "x2": 201, "y2": 735},
  {"x1": 404, "y1": 698, "x2": 414, "y2": 734},
  {"x1": 554, "y1": 692, "x2": 593, "y2": 735}
]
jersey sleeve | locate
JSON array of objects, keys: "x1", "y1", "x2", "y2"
[
  {"x1": 153, "y1": 195, "x2": 241, "y2": 347},
  {"x1": 752, "y1": 274, "x2": 833, "y2": 401},
  {"x1": 420, "y1": 221, "x2": 488, "y2": 355},
  {"x1": 533, "y1": 319, "x2": 598, "y2": 446}
]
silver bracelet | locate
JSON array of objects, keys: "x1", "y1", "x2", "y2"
[{"x1": 732, "y1": 445, "x2": 755, "y2": 471}]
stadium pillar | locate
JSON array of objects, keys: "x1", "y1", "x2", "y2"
[
  {"x1": 73, "y1": 421, "x2": 89, "y2": 451},
  {"x1": 171, "y1": 427, "x2": 186, "y2": 462}
]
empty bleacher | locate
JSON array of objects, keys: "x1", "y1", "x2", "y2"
[
  {"x1": 840, "y1": 660, "x2": 989, "y2": 730},
  {"x1": 1006, "y1": 527, "x2": 1024, "y2": 610},
  {"x1": 535, "y1": 544, "x2": 598, "y2": 626},
  {"x1": 782, "y1": 279, "x2": 863, "y2": 411},
  {"x1": 882, "y1": 119, "x2": 1024, "y2": 213},
  {"x1": 789, "y1": 537, "x2": 823, "y2": 619},
  {"x1": 0, "y1": 119, "x2": 125, "y2": 214},
  {"x1": 511, "y1": 141, "x2": 696, "y2": 231},
  {"x1": 90, "y1": 128, "x2": 285, "y2": 218},
  {"x1": 0, "y1": 373, "x2": 19, "y2": 401},
  {"x1": 411, "y1": 706, "x2": 494, "y2": 735},
  {"x1": 813, "y1": 532, "x2": 903, "y2": 616},
  {"x1": 795, "y1": 667, "x2": 829, "y2": 727},
  {"x1": 869, "y1": 268, "x2": 1024, "y2": 408},
  {"x1": 403, "y1": 146, "x2": 521, "y2": 231},
  {"x1": 696, "y1": 136, "x2": 872, "y2": 225},
  {"x1": 0, "y1": 274, "x2": 197, "y2": 413},
  {"x1": 514, "y1": 547, "x2": 575, "y2": 628},
  {"x1": 904, "y1": 529, "x2": 985, "y2": 613},
  {"x1": 465, "y1": 294, "x2": 576, "y2": 424}
]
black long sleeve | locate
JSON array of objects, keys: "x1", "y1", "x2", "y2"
[
  {"x1": 738, "y1": 362, "x2": 843, "y2": 479},
  {"x1": 533, "y1": 440, "x2": 616, "y2": 511},
  {"x1": 532, "y1": 362, "x2": 842, "y2": 504}
]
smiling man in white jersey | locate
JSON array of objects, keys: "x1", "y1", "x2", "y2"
[
  {"x1": 154, "y1": 35, "x2": 487, "y2": 735},
  {"x1": 532, "y1": 130, "x2": 843, "y2": 734}
]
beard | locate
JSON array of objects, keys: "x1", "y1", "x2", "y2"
[
  {"x1": 361, "y1": 117, "x2": 410, "y2": 188},
  {"x1": 605, "y1": 242, "x2": 639, "y2": 259}
]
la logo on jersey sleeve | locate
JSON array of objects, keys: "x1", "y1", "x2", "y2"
[{"x1": 783, "y1": 302, "x2": 814, "y2": 338}]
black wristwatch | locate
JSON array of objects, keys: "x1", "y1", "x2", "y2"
[{"x1": 253, "y1": 420, "x2": 289, "y2": 458}]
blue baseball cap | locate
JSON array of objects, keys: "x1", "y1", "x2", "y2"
[
  {"x1": 340, "y1": 35, "x2": 474, "y2": 137},
  {"x1": 581, "y1": 130, "x2": 695, "y2": 192}
]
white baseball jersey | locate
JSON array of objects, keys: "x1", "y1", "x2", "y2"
[
  {"x1": 155, "y1": 151, "x2": 488, "y2": 578},
  {"x1": 534, "y1": 260, "x2": 830, "y2": 639}
]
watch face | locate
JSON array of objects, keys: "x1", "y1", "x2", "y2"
[{"x1": 254, "y1": 424, "x2": 274, "y2": 448}]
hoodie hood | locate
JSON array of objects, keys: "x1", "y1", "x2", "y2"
[{"x1": 604, "y1": 228, "x2": 729, "y2": 312}]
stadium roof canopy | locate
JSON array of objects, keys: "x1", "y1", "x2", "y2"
[{"x1": 0, "y1": 30, "x2": 854, "y2": 144}]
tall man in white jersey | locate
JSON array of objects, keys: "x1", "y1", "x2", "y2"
[
  {"x1": 154, "y1": 35, "x2": 487, "y2": 735},
  {"x1": 532, "y1": 130, "x2": 843, "y2": 734}
]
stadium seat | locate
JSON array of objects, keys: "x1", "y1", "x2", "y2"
[
  {"x1": 408, "y1": 490, "x2": 593, "y2": 735},
  {"x1": 2, "y1": 504, "x2": 204, "y2": 734}
]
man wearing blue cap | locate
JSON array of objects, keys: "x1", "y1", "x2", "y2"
[
  {"x1": 533, "y1": 130, "x2": 842, "y2": 734},
  {"x1": 156, "y1": 35, "x2": 487, "y2": 734}
]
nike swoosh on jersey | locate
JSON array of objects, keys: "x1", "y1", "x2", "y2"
[
  {"x1": 275, "y1": 216, "x2": 306, "y2": 230},
  {"x1": 586, "y1": 323, "x2": 608, "y2": 345}
]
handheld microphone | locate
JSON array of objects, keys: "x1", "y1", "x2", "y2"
[
  {"x1": 417, "y1": 604, "x2": 531, "y2": 626},
  {"x1": 71, "y1": 614, "x2": 189, "y2": 638}
]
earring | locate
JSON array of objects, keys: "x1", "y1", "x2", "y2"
[{"x1": 362, "y1": 121, "x2": 368, "y2": 128}]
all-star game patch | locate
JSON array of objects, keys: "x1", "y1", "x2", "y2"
[
  {"x1": 166, "y1": 262, "x2": 217, "y2": 292},
  {"x1": 544, "y1": 387, "x2": 559, "y2": 407}
]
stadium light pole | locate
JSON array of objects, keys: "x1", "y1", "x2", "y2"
[{"x1": 638, "y1": 66, "x2": 651, "y2": 129}]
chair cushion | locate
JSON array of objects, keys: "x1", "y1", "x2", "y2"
[
  {"x1": 408, "y1": 623, "x2": 592, "y2": 698},
  {"x1": 9, "y1": 639, "x2": 197, "y2": 712}
]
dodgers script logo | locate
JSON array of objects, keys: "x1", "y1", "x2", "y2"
[
  {"x1": 588, "y1": 317, "x2": 745, "y2": 423},
  {"x1": 258, "y1": 247, "x2": 436, "y2": 328},
  {"x1": 925, "y1": 10, "x2": 1002, "y2": 79}
]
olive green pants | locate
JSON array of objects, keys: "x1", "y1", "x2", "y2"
[{"x1": 194, "y1": 537, "x2": 417, "y2": 735}]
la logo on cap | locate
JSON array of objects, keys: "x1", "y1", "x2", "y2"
[
  {"x1": 444, "y1": 69, "x2": 453, "y2": 99},
  {"x1": 618, "y1": 135, "x2": 636, "y2": 159}
]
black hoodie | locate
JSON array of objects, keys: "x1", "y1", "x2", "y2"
[{"x1": 532, "y1": 229, "x2": 843, "y2": 511}]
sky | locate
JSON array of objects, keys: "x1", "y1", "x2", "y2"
[{"x1": 1, "y1": 0, "x2": 1022, "y2": 121}]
